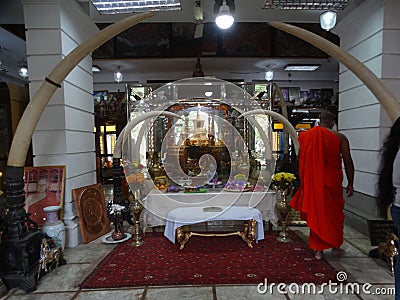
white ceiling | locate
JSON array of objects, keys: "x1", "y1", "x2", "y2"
[{"x1": 0, "y1": 0, "x2": 365, "y2": 85}]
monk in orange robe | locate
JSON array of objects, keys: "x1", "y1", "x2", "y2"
[
  {"x1": 290, "y1": 111, "x2": 354, "y2": 260},
  {"x1": 25, "y1": 177, "x2": 59, "y2": 226}
]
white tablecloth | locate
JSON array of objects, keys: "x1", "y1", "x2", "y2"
[
  {"x1": 142, "y1": 189, "x2": 278, "y2": 230},
  {"x1": 164, "y1": 206, "x2": 264, "y2": 243}
]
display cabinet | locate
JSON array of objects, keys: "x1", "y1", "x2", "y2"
[{"x1": 94, "y1": 90, "x2": 127, "y2": 183}]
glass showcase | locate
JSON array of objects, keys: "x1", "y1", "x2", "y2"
[{"x1": 122, "y1": 77, "x2": 280, "y2": 190}]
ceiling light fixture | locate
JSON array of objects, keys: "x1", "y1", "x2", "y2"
[
  {"x1": 284, "y1": 65, "x2": 320, "y2": 71},
  {"x1": 90, "y1": 0, "x2": 182, "y2": 14},
  {"x1": 113, "y1": 67, "x2": 123, "y2": 83},
  {"x1": 18, "y1": 66, "x2": 28, "y2": 78},
  {"x1": 320, "y1": 10, "x2": 337, "y2": 31},
  {"x1": 263, "y1": 0, "x2": 351, "y2": 10},
  {"x1": 265, "y1": 70, "x2": 274, "y2": 81},
  {"x1": 215, "y1": 0, "x2": 235, "y2": 30},
  {"x1": 92, "y1": 65, "x2": 102, "y2": 73}
]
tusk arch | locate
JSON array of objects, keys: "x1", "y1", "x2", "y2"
[
  {"x1": 239, "y1": 109, "x2": 299, "y2": 156},
  {"x1": 268, "y1": 21, "x2": 400, "y2": 123},
  {"x1": 273, "y1": 83, "x2": 290, "y2": 156},
  {"x1": 7, "y1": 12, "x2": 154, "y2": 167},
  {"x1": 114, "y1": 111, "x2": 181, "y2": 160},
  {"x1": 235, "y1": 107, "x2": 273, "y2": 160}
]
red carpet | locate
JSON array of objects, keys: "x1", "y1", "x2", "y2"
[{"x1": 80, "y1": 231, "x2": 338, "y2": 288}]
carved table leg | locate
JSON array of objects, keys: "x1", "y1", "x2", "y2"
[
  {"x1": 239, "y1": 219, "x2": 257, "y2": 248},
  {"x1": 176, "y1": 227, "x2": 191, "y2": 249}
]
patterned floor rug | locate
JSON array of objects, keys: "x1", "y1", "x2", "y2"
[{"x1": 80, "y1": 230, "x2": 338, "y2": 288}]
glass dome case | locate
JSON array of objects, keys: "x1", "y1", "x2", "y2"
[{"x1": 121, "y1": 77, "x2": 276, "y2": 192}]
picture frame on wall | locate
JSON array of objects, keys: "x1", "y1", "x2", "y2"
[
  {"x1": 93, "y1": 90, "x2": 108, "y2": 102},
  {"x1": 24, "y1": 165, "x2": 66, "y2": 227},
  {"x1": 280, "y1": 88, "x2": 289, "y2": 101},
  {"x1": 300, "y1": 91, "x2": 309, "y2": 101},
  {"x1": 288, "y1": 87, "x2": 300, "y2": 103},
  {"x1": 93, "y1": 90, "x2": 108, "y2": 116}
]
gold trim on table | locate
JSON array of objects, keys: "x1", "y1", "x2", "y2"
[{"x1": 176, "y1": 219, "x2": 257, "y2": 249}]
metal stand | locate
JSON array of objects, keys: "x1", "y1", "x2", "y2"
[
  {"x1": 276, "y1": 191, "x2": 292, "y2": 243},
  {"x1": 112, "y1": 157, "x2": 133, "y2": 226},
  {"x1": 129, "y1": 191, "x2": 144, "y2": 247}
]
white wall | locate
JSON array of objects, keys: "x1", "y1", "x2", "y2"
[
  {"x1": 335, "y1": 0, "x2": 400, "y2": 197},
  {"x1": 23, "y1": 0, "x2": 99, "y2": 247}
]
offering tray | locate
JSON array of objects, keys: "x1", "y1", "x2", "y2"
[{"x1": 101, "y1": 233, "x2": 132, "y2": 244}]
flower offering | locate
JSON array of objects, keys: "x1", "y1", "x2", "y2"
[
  {"x1": 271, "y1": 172, "x2": 296, "y2": 195},
  {"x1": 123, "y1": 160, "x2": 145, "y2": 185}
]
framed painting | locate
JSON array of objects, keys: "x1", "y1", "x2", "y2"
[
  {"x1": 300, "y1": 91, "x2": 309, "y2": 101},
  {"x1": 72, "y1": 183, "x2": 110, "y2": 244},
  {"x1": 93, "y1": 90, "x2": 108, "y2": 116},
  {"x1": 280, "y1": 88, "x2": 289, "y2": 101},
  {"x1": 24, "y1": 165, "x2": 66, "y2": 227},
  {"x1": 93, "y1": 90, "x2": 107, "y2": 103}
]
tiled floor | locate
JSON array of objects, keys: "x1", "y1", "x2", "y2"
[{"x1": 0, "y1": 187, "x2": 396, "y2": 299}]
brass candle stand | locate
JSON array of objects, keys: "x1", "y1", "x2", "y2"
[
  {"x1": 129, "y1": 191, "x2": 144, "y2": 247},
  {"x1": 276, "y1": 190, "x2": 292, "y2": 242}
]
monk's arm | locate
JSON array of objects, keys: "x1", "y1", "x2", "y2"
[{"x1": 340, "y1": 135, "x2": 355, "y2": 197}]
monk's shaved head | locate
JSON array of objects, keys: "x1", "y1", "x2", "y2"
[{"x1": 320, "y1": 110, "x2": 336, "y2": 129}]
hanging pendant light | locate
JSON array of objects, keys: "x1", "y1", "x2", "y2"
[
  {"x1": 113, "y1": 67, "x2": 123, "y2": 83},
  {"x1": 265, "y1": 70, "x2": 274, "y2": 81},
  {"x1": 215, "y1": 0, "x2": 235, "y2": 30}
]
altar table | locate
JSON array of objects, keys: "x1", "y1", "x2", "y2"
[
  {"x1": 164, "y1": 206, "x2": 264, "y2": 249},
  {"x1": 142, "y1": 189, "x2": 277, "y2": 231}
]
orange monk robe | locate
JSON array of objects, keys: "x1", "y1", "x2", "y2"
[{"x1": 290, "y1": 126, "x2": 345, "y2": 250}]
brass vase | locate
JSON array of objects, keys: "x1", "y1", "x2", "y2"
[
  {"x1": 148, "y1": 152, "x2": 165, "y2": 180},
  {"x1": 276, "y1": 190, "x2": 292, "y2": 242}
]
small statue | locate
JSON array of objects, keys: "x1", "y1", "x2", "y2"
[
  {"x1": 378, "y1": 232, "x2": 399, "y2": 276},
  {"x1": 38, "y1": 236, "x2": 63, "y2": 280}
]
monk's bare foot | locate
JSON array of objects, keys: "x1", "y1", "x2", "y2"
[
  {"x1": 331, "y1": 248, "x2": 346, "y2": 256},
  {"x1": 315, "y1": 250, "x2": 323, "y2": 260}
]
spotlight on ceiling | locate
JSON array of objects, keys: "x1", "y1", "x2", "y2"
[
  {"x1": 18, "y1": 66, "x2": 28, "y2": 78},
  {"x1": 113, "y1": 67, "x2": 123, "y2": 83},
  {"x1": 320, "y1": 10, "x2": 337, "y2": 31},
  {"x1": 214, "y1": 0, "x2": 235, "y2": 30}
]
